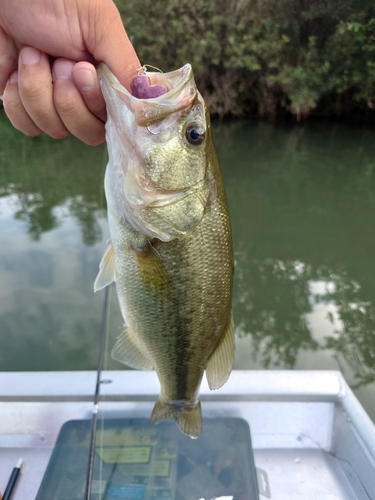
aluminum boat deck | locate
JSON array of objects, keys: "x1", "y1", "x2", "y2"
[{"x1": 1, "y1": 370, "x2": 374, "y2": 500}]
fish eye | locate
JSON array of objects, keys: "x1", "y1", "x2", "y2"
[{"x1": 185, "y1": 124, "x2": 204, "y2": 145}]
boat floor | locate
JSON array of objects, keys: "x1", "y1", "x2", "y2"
[{"x1": 1, "y1": 370, "x2": 375, "y2": 500}]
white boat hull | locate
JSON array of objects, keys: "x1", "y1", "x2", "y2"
[{"x1": 1, "y1": 370, "x2": 374, "y2": 499}]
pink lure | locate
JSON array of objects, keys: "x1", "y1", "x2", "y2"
[{"x1": 130, "y1": 75, "x2": 168, "y2": 99}]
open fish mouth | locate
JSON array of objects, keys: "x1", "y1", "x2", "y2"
[{"x1": 98, "y1": 63, "x2": 197, "y2": 127}]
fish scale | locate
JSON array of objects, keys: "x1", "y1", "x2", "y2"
[{"x1": 95, "y1": 63, "x2": 234, "y2": 438}]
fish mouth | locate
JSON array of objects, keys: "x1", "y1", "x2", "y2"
[
  {"x1": 98, "y1": 63, "x2": 193, "y2": 102},
  {"x1": 98, "y1": 63, "x2": 197, "y2": 126}
]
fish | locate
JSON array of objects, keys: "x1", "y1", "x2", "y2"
[{"x1": 95, "y1": 63, "x2": 234, "y2": 438}]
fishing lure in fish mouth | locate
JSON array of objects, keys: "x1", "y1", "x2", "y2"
[
  {"x1": 96, "y1": 62, "x2": 234, "y2": 438},
  {"x1": 130, "y1": 65, "x2": 169, "y2": 99}
]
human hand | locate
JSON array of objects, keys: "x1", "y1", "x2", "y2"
[{"x1": 0, "y1": 0, "x2": 141, "y2": 145}]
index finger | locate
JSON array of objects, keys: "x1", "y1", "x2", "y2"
[{"x1": 0, "y1": 26, "x2": 18, "y2": 94}]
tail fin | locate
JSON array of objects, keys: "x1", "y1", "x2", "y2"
[{"x1": 151, "y1": 398, "x2": 202, "y2": 439}]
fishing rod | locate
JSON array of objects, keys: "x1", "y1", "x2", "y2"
[{"x1": 85, "y1": 285, "x2": 110, "y2": 500}]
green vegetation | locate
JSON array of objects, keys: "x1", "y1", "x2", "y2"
[{"x1": 116, "y1": 0, "x2": 375, "y2": 120}]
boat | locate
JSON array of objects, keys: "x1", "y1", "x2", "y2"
[{"x1": 0, "y1": 370, "x2": 375, "y2": 499}]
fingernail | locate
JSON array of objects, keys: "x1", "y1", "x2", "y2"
[
  {"x1": 21, "y1": 47, "x2": 42, "y2": 65},
  {"x1": 73, "y1": 68, "x2": 96, "y2": 92},
  {"x1": 53, "y1": 61, "x2": 74, "y2": 80},
  {"x1": 9, "y1": 70, "x2": 18, "y2": 83}
]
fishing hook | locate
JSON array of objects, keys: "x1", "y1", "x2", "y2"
[{"x1": 136, "y1": 64, "x2": 164, "y2": 75}]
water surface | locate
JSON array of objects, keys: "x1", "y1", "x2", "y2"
[{"x1": 1, "y1": 113, "x2": 375, "y2": 421}]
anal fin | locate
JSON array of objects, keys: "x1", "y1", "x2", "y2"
[
  {"x1": 206, "y1": 313, "x2": 235, "y2": 390},
  {"x1": 112, "y1": 327, "x2": 153, "y2": 370}
]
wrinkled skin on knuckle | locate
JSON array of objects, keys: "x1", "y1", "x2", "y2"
[
  {"x1": 18, "y1": 84, "x2": 69, "y2": 138},
  {"x1": 21, "y1": 126, "x2": 42, "y2": 138},
  {"x1": 49, "y1": 126, "x2": 70, "y2": 139},
  {"x1": 20, "y1": 78, "x2": 48, "y2": 104},
  {"x1": 3, "y1": 92, "x2": 20, "y2": 117},
  {"x1": 53, "y1": 91, "x2": 106, "y2": 145},
  {"x1": 54, "y1": 91, "x2": 80, "y2": 117},
  {"x1": 3, "y1": 99, "x2": 40, "y2": 136}
]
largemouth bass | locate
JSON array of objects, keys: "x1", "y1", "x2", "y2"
[{"x1": 95, "y1": 63, "x2": 234, "y2": 438}]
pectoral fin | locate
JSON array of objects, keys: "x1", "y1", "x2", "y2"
[
  {"x1": 206, "y1": 313, "x2": 235, "y2": 390},
  {"x1": 112, "y1": 327, "x2": 153, "y2": 370},
  {"x1": 133, "y1": 241, "x2": 170, "y2": 296},
  {"x1": 94, "y1": 241, "x2": 115, "y2": 292}
]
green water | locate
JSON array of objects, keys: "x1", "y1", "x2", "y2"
[{"x1": 1, "y1": 112, "x2": 375, "y2": 421}]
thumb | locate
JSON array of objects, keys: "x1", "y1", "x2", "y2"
[{"x1": 80, "y1": 0, "x2": 141, "y2": 91}]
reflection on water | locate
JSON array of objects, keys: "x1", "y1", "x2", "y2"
[
  {"x1": 1, "y1": 112, "x2": 375, "y2": 420},
  {"x1": 0, "y1": 118, "x2": 107, "y2": 244},
  {"x1": 217, "y1": 119, "x2": 375, "y2": 420},
  {"x1": 234, "y1": 257, "x2": 318, "y2": 369},
  {"x1": 0, "y1": 117, "x2": 110, "y2": 371},
  {"x1": 234, "y1": 254, "x2": 375, "y2": 389}
]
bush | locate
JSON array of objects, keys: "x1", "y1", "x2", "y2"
[{"x1": 116, "y1": 0, "x2": 375, "y2": 120}]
